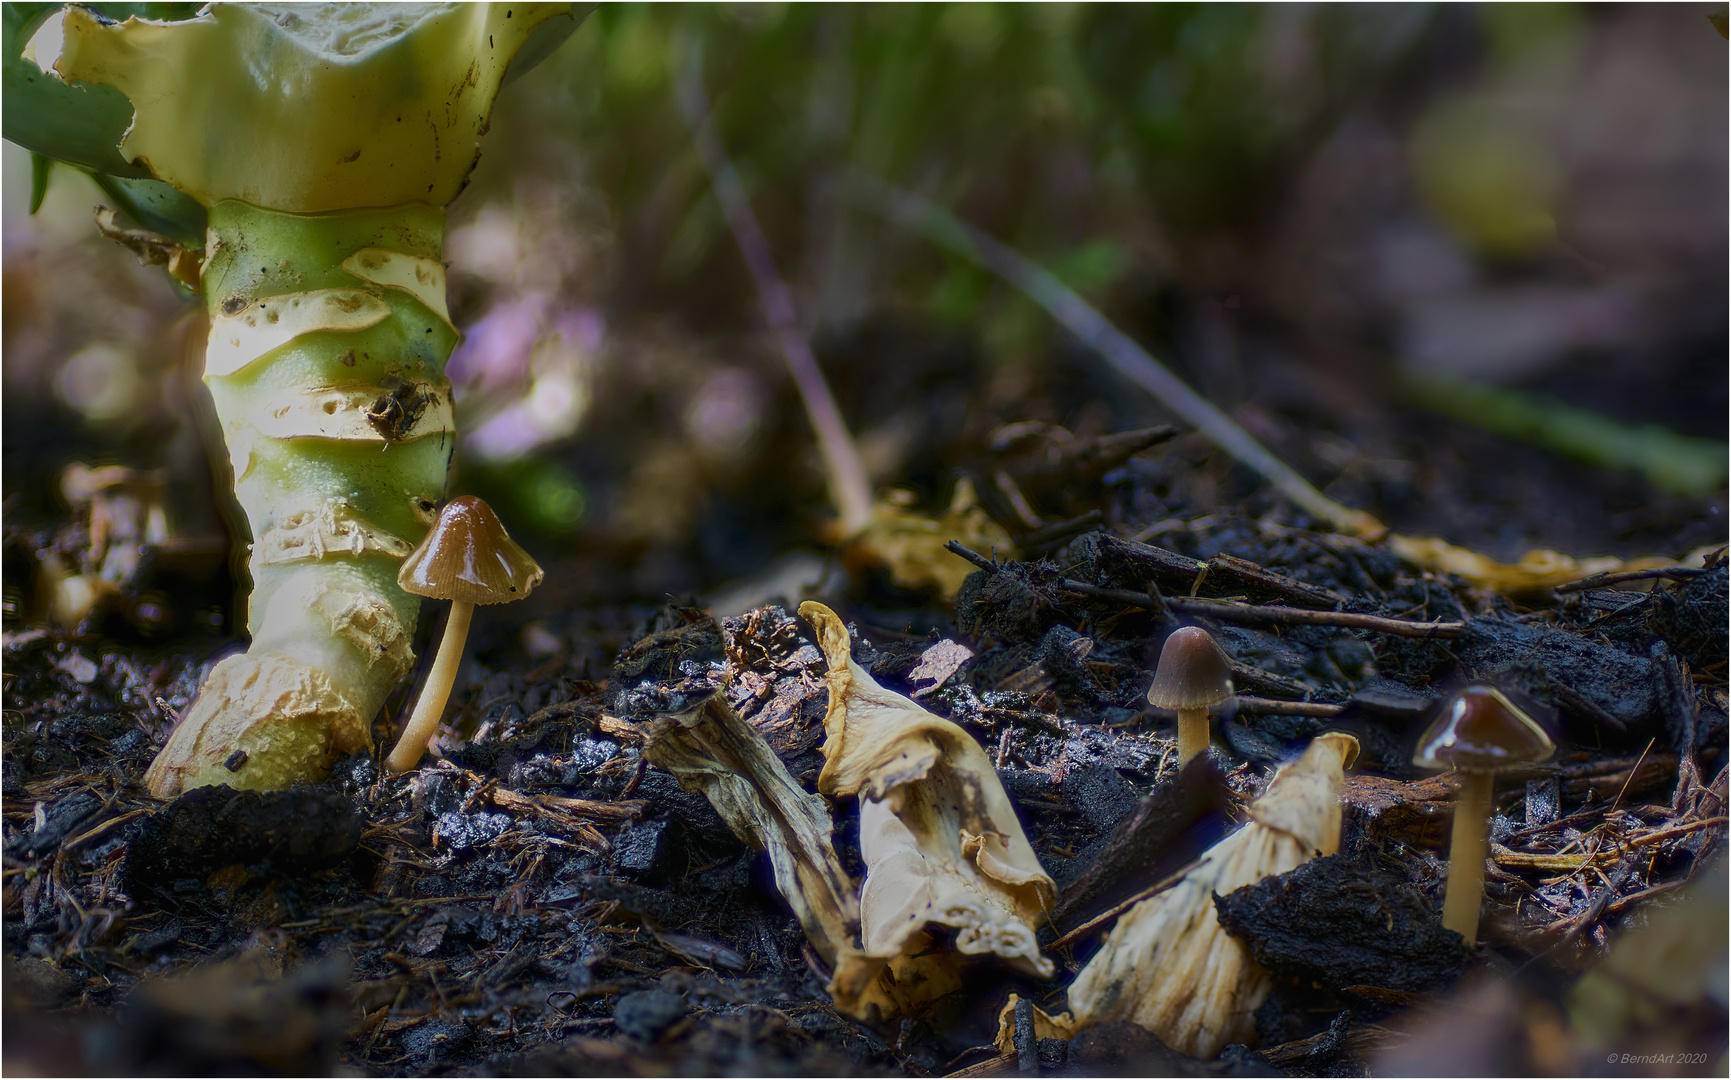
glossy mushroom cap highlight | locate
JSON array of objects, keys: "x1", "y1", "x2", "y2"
[
  {"x1": 398, "y1": 495, "x2": 544, "y2": 606},
  {"x1": 1147, "y1": 626, "x2": 1235, "y2": 711},
  {"x1": 1412, "y1": 684, "x2": 1555, "y2": 771}
]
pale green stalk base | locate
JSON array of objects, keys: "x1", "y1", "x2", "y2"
[
  {"x1": 387, "y1": 600, "x2": 472, "y2": 773},
  {"x1": 146, "y1": 201, "x2": 455, "y2": 796},
  {"x1": 1176, "y1": 708, "x2": 1209, "y2": 766},
  {"x1": 1444, "y1": 771, "x2": 1494, "y2": 944}
]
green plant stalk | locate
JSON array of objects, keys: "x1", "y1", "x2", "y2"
[
  {"x1": 16, "y1": 3, "x2": 583, "y2": 795},
  {"x1": 143, "y1": 201, "x2": 458, "y2": 794}
]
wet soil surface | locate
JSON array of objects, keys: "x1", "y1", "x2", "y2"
[{"x1": 3, "y1": 426, "x2": 1727, "y2": 1077}]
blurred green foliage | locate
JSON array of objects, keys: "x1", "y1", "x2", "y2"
[
  {"x1": 460, "y1": 459, "x2": 588, "y2": 540},
  {"x1": 1412, "y1": 375, "x2": 1730, "y2": 498},
  {"x1": 516, "y1": 3, "x2": 1435, "y2": 355}
]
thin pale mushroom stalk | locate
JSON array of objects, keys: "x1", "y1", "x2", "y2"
[
  {"x1": 1012, "y1": 732, "x2": 1358, "y2": 1060},
  {"x1": 25, "y1": 3, "x2": 580, "y2": 795},
  {"x1": 630, "y1": 691, "x2": 859, "y2": 968},
  {"x1": 798, "y1": 601, "x2": 1055, "y2": 1022}
]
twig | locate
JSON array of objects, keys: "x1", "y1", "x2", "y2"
[
  {"x1": 1610, "y1": 738, "x2": 1656, "y2": 813},
  {"x1": 1555, "y1": 567, "x2": 1706, "y2": 593},
  {"x1": 1602, "y1": 877, "x2": 1690, "y2": 916},
  {"x1": 59, "y1": 808, "x2": 152, "y2": 853},
  {"x1": 1492, "y1": 817, "x2": 1726, "y2": 872},
  {"x1": 1551, "y1": 681, "x2": 1628, "y2": 733},
  {"x1": 1057, "y1": 579, "x2": 1464, "y2": 637},
  {"x1": 850, "y1": 176, "x2": 1385, "y2": 540},
  {"x1": 676, "y1": 43, "x2": 873, "y2": 536},
  {"x1": 1229, "y1": 663, "x2": 1319, "y2": 701},
  {"x1": 1048, "y1": 856, "x2": 1206, "y2": 951},
  {"x1": 1232, "y1": 697, "x2": 1347, "y2": 717},
  {"x1": 1145, "y1": 696, "x2": 1344, "y2": 720},
  {"x1": 945, "y1": 540, "x2": 999, "y2": 574}
]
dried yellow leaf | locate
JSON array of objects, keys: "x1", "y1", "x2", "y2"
[
  {"x1": 1385, "y1": 534, "x2": 1680, "y2": 594},
  {"x1": 845, "y1": 478, "x2": 1015, "y2": 599},
  {"x1": 993, "y1": 993, "x2": 1078, "y2": 1056},
  {"x1": 799, "y1": 601, "x2": 1055, "y2": 1022}
]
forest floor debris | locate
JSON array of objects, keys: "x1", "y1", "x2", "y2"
[{"x1": 4, "y1": 433, "x2": 1726, "y2": 1076}]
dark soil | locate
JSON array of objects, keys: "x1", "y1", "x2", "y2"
[{"x1": 3, "y1": 414, "x2": 1727, "y2": 1077}]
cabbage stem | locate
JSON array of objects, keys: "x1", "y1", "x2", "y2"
[
  {"x1": 146, "y1": 200, "x2": 457, "y2": 795},
  {"x1": 24, "y1": 2, "x2": 580, "y2": 794}
]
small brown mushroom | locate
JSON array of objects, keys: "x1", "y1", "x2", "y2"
[
  {"x1": 1147, "y1": 626, "x2": 1235, "y2": 765},
  {"x1": 1412, "y1": 684, "x2": 1555, "y2": 944},
  {"x1": 385, "y1": 496, "x2": 543, "y2": 773}
]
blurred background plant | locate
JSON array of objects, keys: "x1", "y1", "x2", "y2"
[{"x1": 4, "y1": 2, "x2": 1725, "y2": 637}]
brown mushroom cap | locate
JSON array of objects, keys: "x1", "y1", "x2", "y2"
[
  {"x1": 1146, "y1": 626, "x2": 1235, "y2": 711},
  {"x1": 398, "y1": 495, "x2": 544, "y2": 605},
  {"x1": 1412, "y1": 684, "x2": 1555, "y2": 771}
]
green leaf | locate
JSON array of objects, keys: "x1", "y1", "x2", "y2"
[
  {"x1": 86, "y1": 170, "x2": 206, "y2": 248},
  {"x1": 39, "y1": 3, "x2": 583, "y2": 211},
  {"x1": 2, "y1": 3, "x2": 202, "y2": 175},
  {"x1": 28, "y1": 149, "x2": 50, "y2": 212}
]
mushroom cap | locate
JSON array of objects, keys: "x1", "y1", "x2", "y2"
[
  {"x1": 1147, "y1": 626, "x2": 1235, "y2": 711},
  {"x1": 1412, "y1": 684, "x2": 1555, "y2": 771},
  {"x1": 397, "y1": 495, "x2": 544, "y2": 605}
]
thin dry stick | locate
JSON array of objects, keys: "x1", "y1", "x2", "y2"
[
  {"x1": 1057, "y1": 576, "x2": 1464, "y2": 638},
  {"x1": 1230, "y1": 697, "x2": 1347, "y2": 717},
  {"x1": 677, "y1": 48, "x2": 874, "y2": 537},
  {"x1": 1047, "y1": 855, "x2": 1207, "y2": 951},
  {"x1": 1555, "y1": 567, "x2": 1706, "y2": 593},
  {"x1": 852, "y1": 177, "x2": 1386, "y2": 540}
]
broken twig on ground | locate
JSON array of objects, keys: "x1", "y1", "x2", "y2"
[{"x1": 1057, "y1": 578, "x2": 1465, "y2": 637}]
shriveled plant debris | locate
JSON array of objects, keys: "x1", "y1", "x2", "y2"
[
  {"x1": 607, "y1": 617, "x2": 859, "y2": 969},
  {"x1": 1028, "y1": 732, "x2": 1358, "y2": 1059},
  {"x1": 800, "y1": 600, "x2": 1056, "y2": 1023}
]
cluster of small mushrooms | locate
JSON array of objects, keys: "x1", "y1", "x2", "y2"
[{"x1": 1145, "y1": 625, "x2": 1555, "y2": 945}]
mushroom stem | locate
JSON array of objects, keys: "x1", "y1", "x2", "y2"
[
  {"x1": 1443, "y1": 769, "x2": 1494, "y2": 943},
  {"x1": 386, "y1": 600, "x2": 474, "y2": 773},
  {"x1": 1176, "y1": 708, "x2": 1210, "y2": 765}
]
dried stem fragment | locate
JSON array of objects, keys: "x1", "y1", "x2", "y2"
[{"x1": 634, "y1": 691, "x2": 858, "y2": 967}]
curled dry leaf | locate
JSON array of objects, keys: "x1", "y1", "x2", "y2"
[
  {"x1": 1028, "y1": 732, "x2": 1359, "y2": 1059},
  {"x1": 799, "y1": 601, "x2": 1055, "y2": 1022},
  {"x1": 843, "y1": 478, "x2": 1015, "y2": 598},
  {"x1": 632, "y1": 690, "x2": 858, "y2": 967}
]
